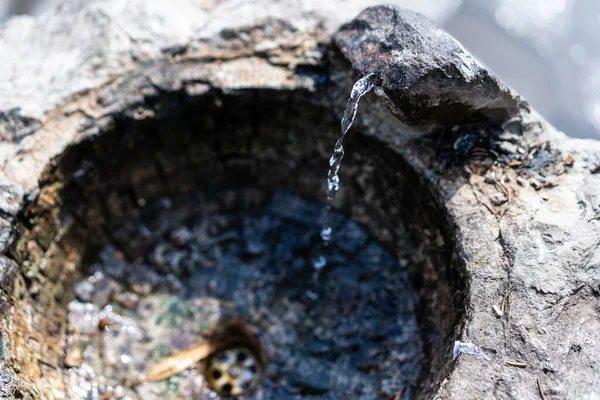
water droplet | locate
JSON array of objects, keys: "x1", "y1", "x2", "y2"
[
  {"x1": 320, "y1": 227, "x2": 332, "y2": 242},
  {"x1": 312, "y1": 255, "x2": 327, "y2": 270}
]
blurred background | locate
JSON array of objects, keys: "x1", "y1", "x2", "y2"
[{"x1": 2, "y1": 0, "x2": 599, "y2": 139}]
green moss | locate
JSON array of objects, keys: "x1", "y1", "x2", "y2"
[{"x1": 160, "y1": 374, "x2": 182, "y2": 399}]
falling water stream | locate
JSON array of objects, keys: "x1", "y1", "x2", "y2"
[{"x1": 314, "y1": 72, "x2": 379, "y2": 269}]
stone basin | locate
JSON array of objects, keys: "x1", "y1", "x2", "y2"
[
  {"x1": 1, "y1": 90, "x2": 462, "y2": 398},
  {"x1": 0, "y1": 1, "x2": 599, "y2": 399}
]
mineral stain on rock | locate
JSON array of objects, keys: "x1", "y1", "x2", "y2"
[{"x1": 62, "y1": 190, "x2": 422, "y2": 399}]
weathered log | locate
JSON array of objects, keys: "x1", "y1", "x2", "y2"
[{"x1": 0, "y1": 1, "x2": 598, "y2": 399}]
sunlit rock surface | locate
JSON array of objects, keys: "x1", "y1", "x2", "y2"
[
  {"x1": 335, "y1": 6, "x2": 525, "y2": 134},
  {"x1": 0, "y1": 1, "x2": 599, "y2": 400}
]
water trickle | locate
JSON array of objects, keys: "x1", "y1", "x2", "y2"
[{"x1": 315, "y1": 72, "x2": 379, "y2": 269}]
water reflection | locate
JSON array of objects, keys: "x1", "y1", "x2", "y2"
[{"x1": 2, "y1": 0, "x2": 599, "y2": 138}]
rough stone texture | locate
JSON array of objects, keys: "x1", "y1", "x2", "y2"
[
  {"x1": 335, "y1": 5, "x2": 527, "y2": 134},
  {"x1": 0, "y1": 1, "x2": 598, "y2": 400},
  {"x1": 332, "y1": 6, "x2": 600, "y2": 400}
]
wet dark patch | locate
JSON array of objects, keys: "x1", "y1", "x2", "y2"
[{"x1": 63, "y1": 190, "x2": 421, "y2": 399}]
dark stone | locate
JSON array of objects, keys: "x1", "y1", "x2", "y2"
[
  {"x1": 0, "y1": 109, "x2": 41, "y2": 143},
  {"x1": 0, "y1": 256, "x2": 18, "y2": 290},
  {"x1": 334, "y1": 5, "x2": 527, "y2": 133}
]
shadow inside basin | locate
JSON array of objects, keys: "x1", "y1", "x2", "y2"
[
  {"x1": 6, "y1": 89, "x2": 465, "y2": 399},
  {"x1": 64, "y1": 189, "x2": 422, "y2": 399}
]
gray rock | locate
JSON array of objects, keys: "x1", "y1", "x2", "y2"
[
  {"x1": 335, "y1": 5, "x2": 526, "y2": 133},
  {"x1": 0, "y1": 109, "x2": 41, "y2": 143},
  {"x1": 0, "y1": 1, "x2": 598, "y2": 400},
  {"x1": 0, "y1": 173, "x2": 23, "y2": 217}
]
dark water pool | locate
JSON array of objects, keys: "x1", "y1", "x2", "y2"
[{"x1": 63, "y1": 189, "x2": 422, "y2": 399}]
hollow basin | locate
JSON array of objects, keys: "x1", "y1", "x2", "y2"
[{"x1": 5, "y1": 89, "x2": 465, "y2": 399}]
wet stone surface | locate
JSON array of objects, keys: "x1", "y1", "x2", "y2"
[{"x1": 63, "y1": 190, "x2": 422, "y2": 399}]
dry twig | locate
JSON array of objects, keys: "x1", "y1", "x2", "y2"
[
  {"x1": 501, "y1": 287, "x2": 513, "y2": 314},
  {"x1": 144, "y1": 343, "x2": 211, "y2": 382},
  {"x1": 98, "y1": 391, "x2": 114, "y2": 400},
  {"x1": 506, "y1": 361, "x2": 528, "y2": 368},
  {"x1": 537, "y1": 377, "x2": 546, "y2": 400},
  {"x1": 470, "y1": 177, "x2": 495, "y2": 215}
]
